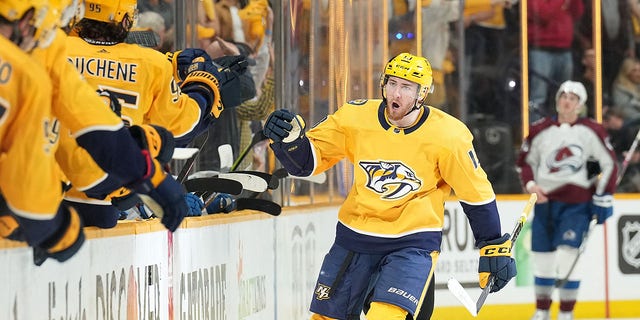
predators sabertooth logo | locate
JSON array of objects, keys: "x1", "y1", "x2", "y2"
[{"x1": 359, "y1": 161, "x2": 422, "y2": 200}]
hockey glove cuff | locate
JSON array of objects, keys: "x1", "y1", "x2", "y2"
[
  {"x1": 181, "y1": 70, "x2": 224, "y2": 118},
  {"x1": 592, "y1": 193, "x2": 613, "y2": 224},
  {"x1": 33, "y1": 206, "x2": 85, "y2": 266},
  {"x1": 129, "y1": 124, "x2": 175, "y2": 164},
  {"x1": 478, "y1": 233, "x2": 517, "y2": 292},
  {"x1": 166, "y1": 48, "x2": 212, "y2": 82}
]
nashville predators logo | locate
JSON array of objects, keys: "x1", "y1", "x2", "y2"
[
  {"x1": 315, "y1": 283, "x2": 331, "y2": 300},
  {"x1": 359, "y1": 161, "x2": 422, "y2": 200}
]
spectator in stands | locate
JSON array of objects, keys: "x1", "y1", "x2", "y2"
[
  {"x1": 420, "y1": 0, "x2": 459, "y2": 112},
  {"x1": 527, "y1": 0, "x2": 584, "y2": 122},
  {"x1": 135, "y1": 11, "x2": 166, "y2": 52},
  {"x1": 612, "y1": 58, "x2": 640, "y2": 121}
]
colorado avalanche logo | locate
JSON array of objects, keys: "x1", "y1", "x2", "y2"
[
  {"x1": 546, "y1": 144, "x2": 584, "y2": 175},
  {"x1": 359, "y1": 161, "x2": 422, "y2": 200}
]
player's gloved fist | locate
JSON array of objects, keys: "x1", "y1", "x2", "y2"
[
  {"x1": 592, "y1": 193, "x2": 613, "y2": 224},
  {"x1": 181, "y1": 61, "x2": 224, "y2": 118},
  {"x1": 165, "y1": 48, "x2": 212, "y2": 82},
  {"x1": 206, "y1": 193, "x2": 237, "y2": 214},
  {"x1": 129, "y1": 124, "x2": 175, "y2": 164},
  {"x1": 478, "y1": 233, "x2": 517, "y2": 293},
  {"x1": 184, "y1": 193, "x2": 204, "y2": 216},
  {"x1": 129, "y1": 151, "x2": 188, "y2": 232},
  {"x1": 32, "y1": 206, "x2": 85, "y2": 266},
  {"x1": 264, "y1": 109, "x2": 306, "y2": 143}
]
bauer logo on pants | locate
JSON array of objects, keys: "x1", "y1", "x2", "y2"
[{"x1": 618, "y1": 215, "x2": 640, "y2": 274}]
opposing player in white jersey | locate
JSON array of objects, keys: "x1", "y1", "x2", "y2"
[
  {"x1": 263, "y1": 52, "x2": 516, "y2": 319},
  {"x1": 516, "y1": 80, "x2": 618, "y2": 320}
]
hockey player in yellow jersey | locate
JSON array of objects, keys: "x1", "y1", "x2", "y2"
[
  {"x1": 264, "y1": 53, "x2": 517, "y2": 319},
  {"x1": 0, "y1": 0, "x2": 87, "y2": 265},
  {"x1": 24, "y1": 0, "x2": 188, "y2": 232},
  {"x1": 0, "y1": 0, "x2": 188, "y2": 265},
  {"x1": 50, "y1": 0, "x2": 231, "y2": 227}
]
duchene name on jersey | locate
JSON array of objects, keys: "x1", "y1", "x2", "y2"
[{"x1": 68, "y1": 57, "x2": 138, "y2": 83}]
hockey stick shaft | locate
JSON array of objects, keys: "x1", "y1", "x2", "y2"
[
  {"x1": 617, "y1": 128, "x2": 640, "y2": 185},
  {"x1": 476, "y1": 193, "x2": 537, "y2": 313},
  {"x1": 176, "y1": 131, "x2": 209, "y2": 183},
  {"x1": 231, "y1": 131, "x2": 268, "y2": 172}
]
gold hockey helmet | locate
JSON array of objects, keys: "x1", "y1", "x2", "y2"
[
  {"x1": 380, "y1": 52, "x2": 433, "y2": 102},
  {"x1": 83, "y1": 0, "x2": 136, "y2": 24}
]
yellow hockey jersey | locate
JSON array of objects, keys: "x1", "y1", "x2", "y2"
[
  {"x1": 0, "y1": 36, "x2": 61, "y2": 219},
  {"x1": 65, "y1": 36, "x2": 203, "y2": 138},
  {"x1": 305, "y1": 99, "x2": 499, "y2": 252}
]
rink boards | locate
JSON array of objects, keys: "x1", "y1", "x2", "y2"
[{"x1": 0, "y1": 195, "x2": 638, "y2": 319}]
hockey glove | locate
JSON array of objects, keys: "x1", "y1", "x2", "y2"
[
  {"x1": 129, "y1": 124, "x2": 175, "y2": 164},
  {"x1": 184, "y1": 193, "x2": 204, "y2": 216},
  {"x1": 32, "y1": 206, "x2": 85, "y2": 266},
  {"x1": 165, "y1": 48, "x2": 212, "y2": 82},
  {"x1": 478, "y1": 233, "x2": 517, "y2": 293},
  {"x1": 264, "y1": 109, "x2": 306, "y2": 143},
  {"x1": 206, "y1": 193, "x2": 237, "y2": 214},
  {"x1": 592, "y1": 193, "x2": 613, "y2": 224},
  {"x1": 128, "y1": 150, "x2": 188, "y2": 232}
]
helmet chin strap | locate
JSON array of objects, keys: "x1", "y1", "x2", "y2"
[{"x1": 403, "y1": 100, "x2": 422, "y2": 117}]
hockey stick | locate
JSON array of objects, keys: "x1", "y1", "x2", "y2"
[
  {"x1": 554, "y1": 216, "x2": 597, "y2": 288},
  {"x1": 183, "y1": 177, "x2": 243, "y2": 195},
  {"x1": 617, "y1": 127, "x2": 640, "y2": 185},
  {"x1": 188, "y1": 171, "x2": 270, "y2": 192},
  {"x1": 476, "y1": 193, "x2": 537, "y2": 314},
  {"x1": 230, "y1": 131, "x2": 268, "y2": 171},
  {"x1": 236, "y1": 198, "x2": 281, "y2": 216},
  {"x1": 176, "y1": 131, "x2": 209, "y2": 183},
  {"x1": 172, "y1": 148, "x2": 200, "y2": 160},
  {"x1": 447, "y1": 277, "x2": 478, "y2": 317}
]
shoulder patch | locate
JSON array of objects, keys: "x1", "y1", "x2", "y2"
[{"x1": 348, "y1": 99, "x2": 368, "y2": 105}]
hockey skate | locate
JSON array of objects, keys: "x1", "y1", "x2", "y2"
[{"x1": 531, "y1": 309, "x2": 550, "y2": 320}]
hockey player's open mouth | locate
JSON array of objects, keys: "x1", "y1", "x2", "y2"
[{"x1": 391, "y1": 102, "x2": 400, "y2": 109}]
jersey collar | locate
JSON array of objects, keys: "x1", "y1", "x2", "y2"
[{"x1": 377, "y1": 101, "x2": 430, "y2": 134}]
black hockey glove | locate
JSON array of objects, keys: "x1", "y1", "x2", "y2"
[
  {"x1": 127, "y1": 149, "x2": 188, "y2": 232},
  {"x1": 264, "y1": 109, "x2": 306, "y2": 143},
  {"x1": 478, "y1": 233, "x2": 517, "y2": 292}
]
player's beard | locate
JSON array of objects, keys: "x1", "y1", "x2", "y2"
[{"x1": 386, "y1": 101, "x2": 412, "y2": 122}]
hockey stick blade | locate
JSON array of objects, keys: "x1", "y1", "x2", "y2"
[
  {"x1": 184, "y1": 177, "x2": 243, "y2": 195},
  {"x1": 447, "y1": 277, "x2": 478, "y2": 317},
  {"x1": 476, "y1": 193, "x2": 537, "y2": 314},
  {"x1": 234, "y1": 170, "x2": 278, "y2": 189},
  {"x1": 172, "y1": 148, "x2": 200, "y2": 160},
  {"x1": 236, "y1": 198, "x2": 281, "y2": 216},
  {"x1": 189, "y1": 171, "x2": 269, "y2": 192},
  {"x1": 176, "y1": 131, "x2": 209, "y2": 183}
]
